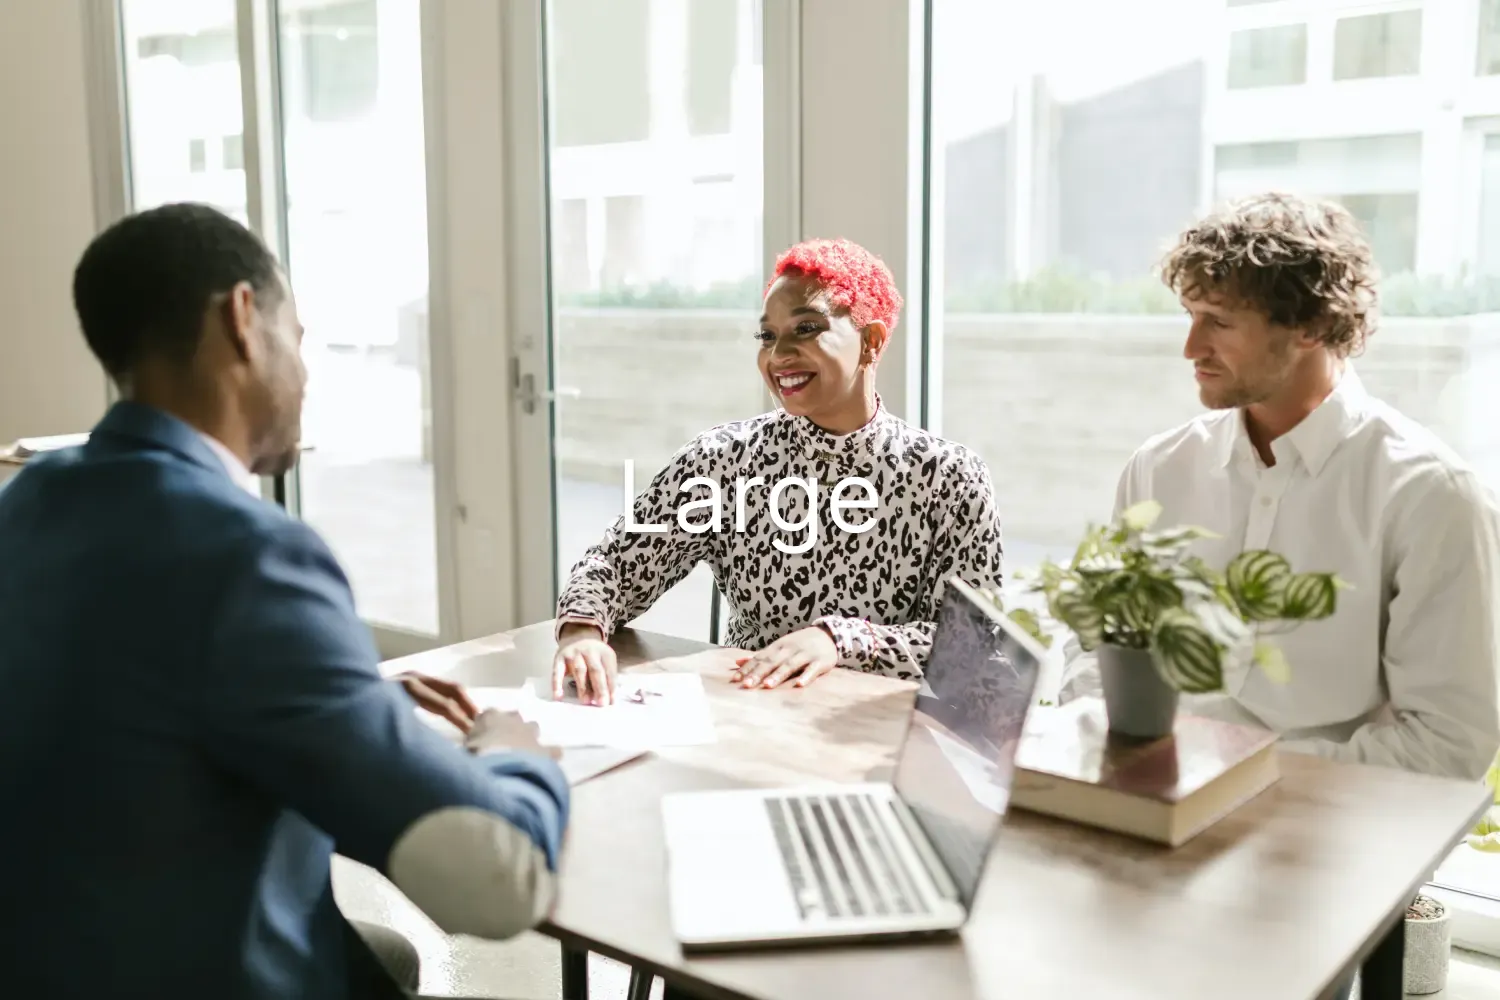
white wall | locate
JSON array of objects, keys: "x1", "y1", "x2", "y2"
[{"x1": 0, "y1": 1, "x2": 108, "y2": 444}]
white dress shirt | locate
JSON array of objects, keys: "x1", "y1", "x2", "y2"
[
  {"x1": 1060, "y1": 366, "x2": 1500, "y2": 781},
  {"x1": 195, "y1": 431, "x2": 264, "y2": 497}
]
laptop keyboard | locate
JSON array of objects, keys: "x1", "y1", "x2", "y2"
[{"x1": 763, "y1": 792, "x2": 934, "y2": 921}]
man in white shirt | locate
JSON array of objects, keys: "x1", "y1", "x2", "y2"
[{"x1": 1060, "y1": 192, "x2": 1500, "y2": 785}]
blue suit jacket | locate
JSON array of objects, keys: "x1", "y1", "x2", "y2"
[{"x1": 0, "y1": 402, "x2": 569, "y2": 999}]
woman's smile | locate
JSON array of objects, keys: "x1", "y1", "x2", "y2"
[{"x1": 773, "y1": 369, "x2": 816, "y2": 396}]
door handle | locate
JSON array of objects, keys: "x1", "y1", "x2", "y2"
[{"x1": 516, "y1": 371, "x2": 582, "y2": 414}]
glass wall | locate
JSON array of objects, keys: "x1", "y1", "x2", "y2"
[
  {"x1": 276, "y1": 0, "x2": 439, "y2": 637},
  {"x1": 118, "y1": 0, "x2": 439, "y2": 639},
  {"x1": 927, "y1": 0, "x2": 1500, "y2": 936},
  {"x1": 543, "y1": 0, "x2": 764, "y2": 641},
  {"x1": 119, "y1": 0, "x2": 246, "y2": 221}
]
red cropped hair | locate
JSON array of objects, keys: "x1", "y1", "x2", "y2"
[{"x1": 769, "y1": 238, "x2": 903, "y2": 332}]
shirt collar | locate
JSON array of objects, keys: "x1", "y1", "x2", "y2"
[
  {"x1": 787, "y1": 392, "x2": 892, "y2": 465},
  {"x1": 1215, "y1": 366, "x2": 1369, "y2": 476},
  {"x1": 196, "y1": 431, "x2": 263, "y2": 497}
]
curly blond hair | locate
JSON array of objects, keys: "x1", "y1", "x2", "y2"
[{"x1": 1159, "y1": 192, "x2": 1380, "y2": 358}]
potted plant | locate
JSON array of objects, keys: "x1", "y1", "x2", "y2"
[
  {"x1": 1404, "y1": 893, "x2": 1452, "y2": 995},
  {"x1": 998, "y1": 499, "x2": 1347, "y2": 739}
]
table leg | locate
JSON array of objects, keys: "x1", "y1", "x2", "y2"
[
  {"x1": 1359, "y1": 913, "x2": 1405, "y2": 1000},
  {"x1": 560, "y1": 944, "x2": 589, "y2": 1000},
  {"x1": 625, "y1": 968, "x2": 655, "y2": 1000}
]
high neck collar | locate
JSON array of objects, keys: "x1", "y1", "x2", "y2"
[{"x1": 786, "y1": 393, "x2": 890, "y2": 461}]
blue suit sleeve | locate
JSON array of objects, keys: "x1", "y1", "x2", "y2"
[{"x1": 197, "y1": 519, "x2": 569, "y2": 874}]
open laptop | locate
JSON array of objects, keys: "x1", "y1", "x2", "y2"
[{"x1": 660, "y1": 576, "x2": 1047, "y2": 950}]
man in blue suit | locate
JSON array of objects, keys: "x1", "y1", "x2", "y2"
[{"x1": 0, "y1": 203, "x2": 570, "y2": 998}]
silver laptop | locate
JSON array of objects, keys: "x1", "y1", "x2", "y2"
[{"x1": 660, "y1": 577, "x2": 1047, "y2": 950}]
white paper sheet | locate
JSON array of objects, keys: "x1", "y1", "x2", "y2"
[
  {"x1": 467, "y1": 686, "x2": 531, "y2": 714},
  {"x1": 554, "y1": 746, "x2": 647, "y2": 784},
  {"x1": 418, "y1": 686, "x2": 649, "y2": 785},
  {"x1": 517, "y1": 673, "x2": 717, "y2": 749}
]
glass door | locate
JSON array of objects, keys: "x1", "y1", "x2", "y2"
[
  {"x1": 521, "y1": 0, "x2": 771, "y2": 641},
  {"x1": 117, "y1": 0, "x2": 450, "y2": 656},
  {"x1": 274, "y1": 0, "x2": 446, "y2": 650}
]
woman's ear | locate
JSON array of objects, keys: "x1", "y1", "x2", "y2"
[{"x1": 861, "y1": 322, "x2": 889, "y2": 366}]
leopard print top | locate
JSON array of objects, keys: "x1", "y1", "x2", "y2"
[{"x1": 555, "y1": 396, "x2": 1005, "y2": 680}]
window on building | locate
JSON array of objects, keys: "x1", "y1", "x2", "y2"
[
  {"x1": 687, "y1": 0, "x2": 738, "y2": 136},
  {"x1": 284, "y1": 0, "x2": 379, "y2": 123},
  {"x1": 136, "y1": 26, "x2": 237, "y2": 66},
  {"x1": 120, "y1": 0, "x2": 247, "y2": 224},
  {"x1": 1228, "y1": 24, "x2": 1308, "y2": 89},
  {"x1": 221, "y1": 133, "x2": 243, "y2": 171},
  {"x1": 1215, "y1": 134, "x2": 1422, "y2": 276},
  {"x1": 1479, "y1": 135, "x2": 1500, "y2": 277},
  {"x1": 1333, "y1": 9, "x2": 1423, "y2": 81},
  {"x1": 550, "y1": 0, "x2": 651, "y2": 146},
  {"x1": 1480, "y1": 0, "x2": 1500, "y2": 75}
]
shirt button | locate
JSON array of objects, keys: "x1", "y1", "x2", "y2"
[{"x1": 1260, "y1": 496, "x2": 1272, "y2": 507}]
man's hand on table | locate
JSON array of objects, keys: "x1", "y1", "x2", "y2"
[
  {"x1": 730, "y1": 625, "x2": 838, "y2": 689},
  {"x1": 553, "y1": 621, "x2": 618, "y2": 706},
  {"x1": 393, "y1": 670, "x2": 480, "y2": 733},
  {"x1": 464, "y1": 709, "x2": 561, "y2": 760}
]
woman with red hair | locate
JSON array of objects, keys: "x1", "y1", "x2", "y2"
[{"x1": 551, "y1": 237, "x2": 1005, "y2": 702}]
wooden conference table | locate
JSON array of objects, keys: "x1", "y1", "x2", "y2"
[{"x1": 383, "y1": 621, "x2": 1491, "y2": 1000}]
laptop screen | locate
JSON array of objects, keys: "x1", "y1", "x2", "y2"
[{"x1": 890, "y1": 578, "x2": 1044, "y2": 908}]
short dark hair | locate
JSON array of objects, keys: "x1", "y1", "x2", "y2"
[
  {"x1": 72, "y1": 202, "x2": 282, "y2": 376},
  {"x1": 1159, "y1": 192, "x2": 1379, "y2": 358}
]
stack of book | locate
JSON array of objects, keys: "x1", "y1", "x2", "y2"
[{"x1": 1009, "y1": 698, "x2": 1280, "y2": 846}]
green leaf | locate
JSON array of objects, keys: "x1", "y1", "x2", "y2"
[
  {"x1": 1253, "y1": 640, "x2": 1291, "y2": 685},
  {"x1": 1140, "y1": 524, "x2": 1218, "y2": 560},
  {"x1": 1075, "y1": 552, "x2": 1126, "y2": 575},
  {"x1": 1120, "y1": 500, "x2": 1163, "y2": 533},
  {"x1": 1191, "y1": 599, "x2": 1251, "y2": 648},
  {"x1": 1181, "y1": 555, "x2": 1226, "y2": 588},
  {"x1": 1071, "y1": 524, "x2": 1110, "y2": 567},
  {"x1": 1052, "y1": 588, "x2": 1104, "y2": 651},
  {"x1": 1108, "y1": 574, "x2": 1182, "y2": 634},
  {"x1": 1005, "y1": 608, "x2": 1053, "y2": 649},
  {"x1": 1279, "y1": 572, "x2": 1342, "y2": 620},
  {"x1": 1150, "y1": 607, "x2": 1225, "y2": 693},
  {"x1": 1226, "y1": 550, "x2": 1292, "y2": 621}
]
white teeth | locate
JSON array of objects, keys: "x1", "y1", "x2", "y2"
[{"x1": 777, "y1": 373, "x2": 812, "y2": 388}]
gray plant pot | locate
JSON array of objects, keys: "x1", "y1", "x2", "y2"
[
  {"x1": 1098, "y1": 643, "x2": 1180, "y2": 740},
  {"x1": 1404, "y1": 897, "x2": 1452, "y2": 995}
]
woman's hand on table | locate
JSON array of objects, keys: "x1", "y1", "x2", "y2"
[
  {"x1": 730, "y1": 626, "x2": 839, "y2": 689},
  {"x1": 552, "y1": 622, "x2": 618, "y2": 705}
]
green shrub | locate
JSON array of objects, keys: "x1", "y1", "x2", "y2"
[
  {"x1": 1379, "y1": 268, "x2": 1500, "y2": 318},
  {"x1": 558, "y1": 276, "x2": 762, "y2": 310},
  {"x1": 555, "y1": 267, "x2": 1500, "y2": 318}
]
